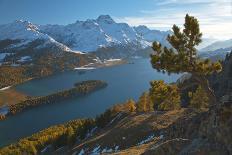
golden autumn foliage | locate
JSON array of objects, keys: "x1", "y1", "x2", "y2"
[{"x1": 149, "y1": 80, "x2": 181, "y2": 111}]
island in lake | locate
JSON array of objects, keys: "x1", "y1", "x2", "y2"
[{"x1": 0, "y1": 80, "x2": 107, "y2": 120}]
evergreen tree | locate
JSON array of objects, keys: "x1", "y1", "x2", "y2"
[
  {"x1": 151, "y1": 14, "x2": 222, "y2": 105},
  {"x1": 137, "y1": 92, "x2": 153, "y2": 112},
  {"x1": 189, "y1": 86, "x2": 209, "y2": 109}
]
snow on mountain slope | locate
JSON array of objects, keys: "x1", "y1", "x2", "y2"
[
  {"x1": 0, "y1": 20, "x2": 73, "y2": 53},
  {"x1": 134, "y1": 25, "x2": 170, "y2": 45},
  {"x1": 40, "y1": 15, "x2": 169, "y2": 52},
  {"x1": 0, "y1": 15, "x2": 169, "y2": 58}
]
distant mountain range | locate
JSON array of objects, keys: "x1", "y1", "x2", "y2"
[
  {"x1": 0, "y1": 15, "x2": 231, "y2": 64},
  {"x1": 199, "y1": 39, "x2": 232, "y2": 61},
  {"x1": 0, "y1": 15, "x2": 170, "y2": 54},
  {"x1": 40, "y1": 15, "x2": 170, "y2": 52}
]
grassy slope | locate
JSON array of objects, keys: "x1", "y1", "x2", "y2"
[{"x1": 71, "y1": 109, "x2": 202, "y2": 155}]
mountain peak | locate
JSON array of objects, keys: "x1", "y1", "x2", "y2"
[
  {"x1": 13, "y1": 20, "x2": 38, "y2": 31},
  {"x1": 96, "y1": 15, "x2": 115, "y2": 24}
]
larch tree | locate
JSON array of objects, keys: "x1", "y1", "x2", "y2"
[
  {"x1": 149, "y1": 80, "x2": 180, "y2": 110},
  {"x1": 151, "y1": 14, "x2": 222, "y2": 105},
  {"x1": 137, "y1": 92, "x2": 153, "y2": 112}
]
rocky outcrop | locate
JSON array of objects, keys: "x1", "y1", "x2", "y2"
[{"x1": 210, "y1": 51, "x2": 232, "y2": 98}]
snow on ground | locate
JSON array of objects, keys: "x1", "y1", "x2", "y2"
[
  {"x1": 85, "y1": 127, "x2": 98, "y2": 139},
  {"x1": 104, "y1": 58, "x2": 121, "y2": 62},
  {"x1": 0, "y1": 86, "x2": 11, "y2": 91},
  {"x1": 11, "y1": 63, "x2": 20, "y2": 67},
  {"x1": 93, "y1": 57, "x2": 102, "y2": 63},
  {"x1": 0, "y1": 106, "x2": 9, "y2": 116},
  {"x1": 109, "y1": 113, "x2": 122, "y2": 125},
  {"x1": 74, "y1": 67, "x2": 96, "y2": 70},
  {"x1": 101, "y1": 148, "x2": 113, "y2": 153},
  {"x1": 40, "y1": 145, "x2": 52, "y2": 153},
  {"x1": 114, "y1": 146, "x2": 119, "y2": 151},
  {"x1": 0, "y1": 53, "x2": 10, "y2": 61},
  {"x1": 76, "y1": 144, "x2": 120, "y2": 155},
  {"x1": 67, "y1": 50, "x2": 85, "y2": 54},
  {"x1": 137, "y1": 134, "x2": 155, "y2": 145},
  {"x1": 17, "y1": 56, "x2": 32, "y2": 62},
  {"x1": 91, "y1": 145, "x2": 101, "y2": 154},
  {"x1": 160, "y1": 134, "x2": 164, "y2": 140},
  {"x1": 78, "y1": 149, "x2": 85, "y2": 155},
  {"x1": 137, "y1": 134, "x2": 165, "y2": 146}
]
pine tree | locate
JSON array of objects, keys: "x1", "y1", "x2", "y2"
[
  {"x1": 189, "y1": 86, "x2": 209, "y2": 109},
  {"x1": 151, "y1": 14, "x2": 222, "y2": 105}
]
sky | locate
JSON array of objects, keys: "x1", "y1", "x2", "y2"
[{"x1": 0, "y1": 0, "x2": 231, "y2": 39}]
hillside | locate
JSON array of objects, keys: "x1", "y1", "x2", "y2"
[{"x1": 69, "y1": 104, "x2": 231, "y2": 155}]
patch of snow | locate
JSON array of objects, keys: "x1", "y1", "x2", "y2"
[
  {"x1": 104, "y1": 58, "x2": 121, "y2": 62},
  {"x1": 109, "y1": 113, "x2": 122, "y2": 125},
  {"x1": 93, "y1": 57, "x2": 102, "y2": 63},
  {"x1": 160, "y1": 135, "x2": 164, "y2": 139},
  {"x1": 115, "y1": 145, "x2": 119, "y2": 151},
  {"x1": 11, "y1": 63, "x2": 20, "y2": 67},
  {"x1": 91, "y1": 145, "x2": 101, "y2": 155},
  {"x1": 67, "y1": 50, "x2": 85, "y2": 54},
  {"x1": 101, "y1": 147, "x2": 113, "y2": 153},
  {"x1": 0, "y1": 53, "x2": 11, "y2": 61},
  {"x1": 78, "y1": 149, "x2": 85, "y2": 155},
  {"x1": 137, "y1": 134, "x2": 155, "y2": 145},
  {"x1": 0, "y1": 106, "x2": 9, "y2": 116},
  {"x1": 17, "y1": 56, "x2": 32, "y2": 62},
  {"x1": 40, "y1": 145, "x2": 51, "y2": 153},
  {"x1": 85, "y1": 127, "x2": 98, "y2": 139},
  {"x1": 74, "y1": 67, "x2": 96, "y2": 70},
  {"x1": 0, "y1": 86, "x2": 11, "y2": 91}
]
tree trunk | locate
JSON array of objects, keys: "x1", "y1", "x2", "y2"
[{"x1": 192, "y1": 74, "x2": 217, "y2": 106}]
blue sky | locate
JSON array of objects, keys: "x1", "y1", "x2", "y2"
[{"x1": 0, "y1": 0, "x2": 231, "y2": 39}]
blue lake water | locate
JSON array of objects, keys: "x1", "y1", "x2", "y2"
[{"x1": 0, "y1": 58, "x2": 180, "y2": 147}]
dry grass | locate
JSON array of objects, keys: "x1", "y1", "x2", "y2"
[
  {"x1": 0, "y1": 88, "x2": 27, "y2": 106},
  {"x1": 70, "y1": 109, "x2": 191, "y2": 155}
]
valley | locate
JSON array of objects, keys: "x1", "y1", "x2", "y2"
[
  {"x1": 0, "y1": 8, "x2": 231, "y2": 155},
  {"x1": 0, "y1": 58, "x2": 180, "y2": 147}
]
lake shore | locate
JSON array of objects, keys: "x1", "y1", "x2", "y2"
[{"x1": 1, "y1": 80, "x2": 107, "y2": 120}]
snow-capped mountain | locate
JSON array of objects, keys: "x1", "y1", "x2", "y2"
[
  {"x1": 0, "y1": 20, "x2": 72, "y2": 52},
  {"x1": 0, "y1": 15, "x2": 170, "y2": 63},
  {"x1": 39, "y1": 15, "x2": 169, "y2": 52}
]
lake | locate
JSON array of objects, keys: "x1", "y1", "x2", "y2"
[{"x1": 0, "y1": 58, "x2": 180, "y2": 147}]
